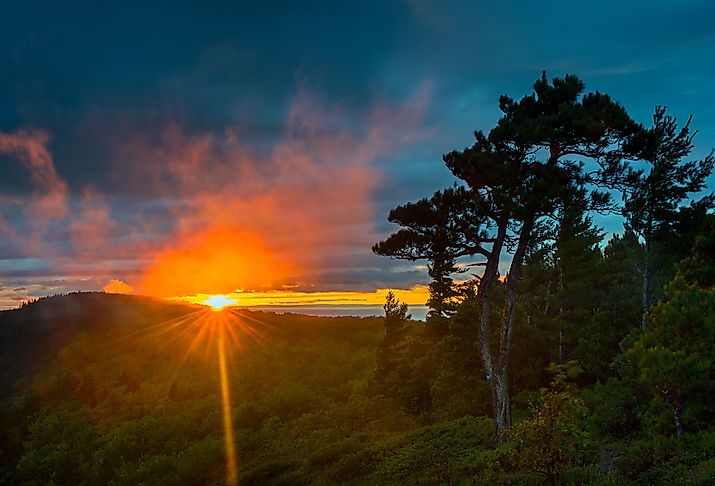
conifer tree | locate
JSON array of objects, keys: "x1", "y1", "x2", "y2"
[
  {"x1": 373, "y1": 187, "x2": 486, "y2": 319},
  {"x1": 624, "y1": 106, "x2": 714, "y2": 326},
  {"x1": 376, "y1": 73, "x2": 642, "y2": 443},
  {"x1": 627, "y1": 218, "x2": 715, "y2": 436}
]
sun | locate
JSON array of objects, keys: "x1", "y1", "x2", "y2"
[{"x1": 203, "y1": 294, "x2": 237, "y2": 311}]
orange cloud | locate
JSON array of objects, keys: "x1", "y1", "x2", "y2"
[
  {"x1": 1, "y1": 84, "x2": 430, "y2": 305},
  {"x1": 103, "y1": 279, "x2": 134, "y2": 294},
  {"x1": 140, "y1": 227, "x2": 293, "y2": 298},
  {"x1": 123, "y1": 86, "x2": 430, "y2": 298}
]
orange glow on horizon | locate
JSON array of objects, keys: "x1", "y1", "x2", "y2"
[
  {"x1": 103, "y1": 279, "x2": 134, "y2": 294},
  {"x1": 173, "y1": 285, "x2": 431, "y2": 308},
  {"x1": 139, "y1": 227, "x2": 294, "y2": 298},
  {"x1": 204, "y1": 294, "x2": 237, "y2": 311}
]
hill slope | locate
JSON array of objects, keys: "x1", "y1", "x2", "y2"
[{"x1": 1, "y1": 293, "x2": 498, "y2": 485}]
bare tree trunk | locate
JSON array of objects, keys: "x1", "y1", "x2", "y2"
[
  {"x1": 493, "y1": 373, "x2": 511, "y2": 444},
  {"x1": 671, "y1": 400, "x2": 684, "y2": 437},
  {"x1": 476, "y1": 220, "x2": 506, "y2": 444},
  {"x1": 493, "y1": 217, "x2": 533, "y2": 444},
  {"x1": 641, "y1": 238, "x2": 650, "y2": 329},
  {"x1": 477, "y1": 220, "x2": 507, "y2": 381}
]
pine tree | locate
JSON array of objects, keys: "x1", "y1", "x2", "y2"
[
  {"x1": 626, "y1": 217, "x2": 715, "y2": 436},
  {"x1": 551, "y1": 206, "x2": 605, "y2": 373},
  {"x1": 373, "y1": 187, "x2": 486, "y2": 319},
  {"x1": 624, "y1": 106, "x2": 714, "y2": 326},
  {"x1": 376, "y1": 73, "x2": 642, "y2": 443}
]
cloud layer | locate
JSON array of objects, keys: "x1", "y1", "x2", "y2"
[{"x1": 0, "y1": 87, "x2": 429, "y2": 305}]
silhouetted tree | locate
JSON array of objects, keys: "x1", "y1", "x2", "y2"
[
  {"x1": 373, "y1": 187, "x2": 487, "y2": 319},
  {"x1": 377, "y1": 73, "x2": 642, "y2": 443},
  {"x1": 382, "y1": 290, "x2": 410, "y2": 337},
  {"x1": 552, "y1": 204, "x2": 605, "y2": 369},
  {"x1": 445, "y1": 73, "x2": 642, "y2": 443},
  {"x1": 624, "y1": 106, "x2": 714, "y2": 326}
]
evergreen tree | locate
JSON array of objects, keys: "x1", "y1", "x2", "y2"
[
  {"x1": 552, "y1": 205, "x2": 605, "y2": 368},
  {"x1": 624, "y1": 106, "x2": 714, "y2": 326},
  {"x1": 382, "y1": 290, "x2": 411, "y2": 338},
  {"x1": 373, "y1": 187, "x2": 486, "y2": 319},
  {"x1": 626, "y1": 218, "x2": 715, "y2": 436},
  {"x1": 377, "y1": 73, "x2": 642, "y2": 443}
]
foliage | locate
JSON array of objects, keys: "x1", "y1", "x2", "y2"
[
  {"x1": 623, "y1": 105, "x2": 714, "y2": 315},
  {"x1": 626, "y1": 274, "x2": 715, "y2": 436},
  {"x1": 507, "y1": 362, "x2": 597, "y2": 485}
]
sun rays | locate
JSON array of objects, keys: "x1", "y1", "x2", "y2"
[
  {"x1": 218, "y1": 332, "x2": 237, "y2": 486},
  {"x1": 203, "y1": 294, "x2": 238, "y2": 311},
  {"x1": 109, "y1": 304, "x2": 277, "y2": 485}
]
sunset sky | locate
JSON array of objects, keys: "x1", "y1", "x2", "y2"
[{"x1": 1, "y1": 1, "x2": 714, "y2": 310}]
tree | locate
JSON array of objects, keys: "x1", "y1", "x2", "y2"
[
  {"x1": 378, "y1": 73, "x2": 640, "y2": 443},
  {"x1": 375, "y1": 291, "x2": 410, "y2": 389},
  {"x1": 626, "y1": 217, "x2": 715, "y2": 436},
  {"x1": 624, "y1": 106, "x2": 714, "y2": 327},
  {"x1": 447, "y1": 74, "x2": 641, "y2": 443},
  {"x1": 508, "y1": 362, "x2": 595, "y2": 485},
  {"x1": 373, "y1": 187, "x2": 487, "y2": 319},
  {"x1": 383, "y1": 290, "x2": 411, "y2": 337},
  {"x1": 375, "y1": 292, "x2": 433, "y2": 414},
  {"x1": 551, "y1": 204, "x2": 605, "y2": 367}
]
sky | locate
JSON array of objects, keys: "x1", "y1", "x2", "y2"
[{"x1": 1, "y1": 1, "x2": 714, "y2": 310}]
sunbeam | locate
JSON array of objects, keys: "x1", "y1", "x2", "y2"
[
  {"x1": 85, "y1": 301, "x2": 283, "y2": 485},
  {"x1": 218, "y1": 330, "x2": 238, "y2": 486}
]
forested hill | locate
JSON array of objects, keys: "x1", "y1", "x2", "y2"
[
  {"x1": 0, "y1": 293, "x2": 200, "y2": 395},
  {"x1": 0, "y1": 293, "x2": 389, "y2": 403},
  {"x1": 1, "y1": 238, "x2": 715, "y2": 486},
  {"x1": 1, "y1": 293, "x2": 453, "y2": 485}
]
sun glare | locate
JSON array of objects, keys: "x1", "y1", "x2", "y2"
[{"x1": 203, "y1": 294, "x2": 237, "y2": 311}]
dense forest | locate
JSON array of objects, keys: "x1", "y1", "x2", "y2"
[{"x1": 1, "y1": 74, "x2": 715, "y2": 484}]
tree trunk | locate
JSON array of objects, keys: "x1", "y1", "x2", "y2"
[
  {"x1": 477, "y1": 220, "x2": 507, "y2": 380},
  {"x1": 493, "y1": 373, "x2": 511, "y2": 444},
  {"x1": 641, "y1": 237, "x2": 650, "y2": 329},
  {"x1": 672, "y1": 401, "x2": 684, "y2": 437},
  {"x1": 493, "y1": 217, "x2": 533, "y2": 444}
]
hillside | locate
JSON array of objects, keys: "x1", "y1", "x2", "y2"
[
  {"x1": 2, "y1": 287, "x2": 715, "y2": 485},
  {"x1": 1, "y1": 293, "x2": 497, "y2": 485}
]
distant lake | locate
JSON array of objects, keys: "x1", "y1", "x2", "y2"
[{"x1": 248, "y1": 304, "x2": 429, "y2": 321}]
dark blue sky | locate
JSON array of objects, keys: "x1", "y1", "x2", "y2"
[{"x1": 1, "y1": 1, "x2": 714, "y2": 307}]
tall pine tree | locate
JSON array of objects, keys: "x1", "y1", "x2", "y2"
[{"x1": 624, "y1": 106, "x2": 714, "y2": 326}]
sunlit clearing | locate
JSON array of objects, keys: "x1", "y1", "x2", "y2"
[{"x1": 204, "y1": 294, "x2": 236, "y2": 311}]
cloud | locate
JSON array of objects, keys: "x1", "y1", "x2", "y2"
[
  {"x1": 0, "y1": 130, "x2": 70, "y2": 256},
  {"x1": 103, "y1": 279, "x2": 134, "y2": 294},
  {"x1": 0, "y1": 85, "x2": 430, "y2": 305},
  {"x1": 0, "y1": 130, "x2": 68, "y2": 220},
  {"x1": 110, "y1": 85, "x2": 430, "y2": 298}
]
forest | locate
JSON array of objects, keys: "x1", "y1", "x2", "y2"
[{"x1": 1, "y1": 74, "x2": 715, "y2": 485}]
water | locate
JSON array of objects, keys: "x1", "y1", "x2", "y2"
[{"x1": 248, "y1": 304, "x2": 428, "y2": 321}]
